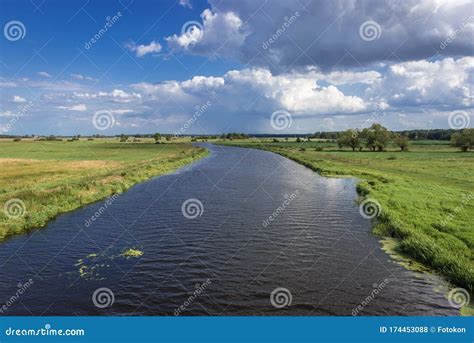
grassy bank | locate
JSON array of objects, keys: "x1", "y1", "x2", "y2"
[
  {"x1": 0, "y1": 139, "x2": 208, "y2": 240},
  {"x1": 218, "y1": 138, "x2": 474, "y2": 292}
]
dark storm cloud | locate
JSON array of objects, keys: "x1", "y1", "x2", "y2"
[{"x1": 170, "y1": 0, "x2": 474, "y2": 70}]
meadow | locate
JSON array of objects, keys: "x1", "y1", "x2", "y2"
[
  {"x1": 0, "y1": 138, "x2": 208, "y2": 240},
  {"x1": 218, "y1": 138, "x2": 474, "y2": 293}
]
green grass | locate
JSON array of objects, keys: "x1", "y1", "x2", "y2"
[
  {"x1": 0, "y1": 139, "x2": 208, "y2": 240},
  {"x1": 218, "y1": 138, "x2": 474, "y2": 292}
]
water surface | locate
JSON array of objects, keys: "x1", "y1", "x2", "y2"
[{"x1": 0, "y1": 144, "x2": 456, "y2": 315}]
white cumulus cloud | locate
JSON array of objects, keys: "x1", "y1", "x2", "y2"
[
  {"x1": 12, "y1": 95, "x2": 26, "y2": 103},
  {"x1": 127, "y1": 41, "x2": 162, "y2": 57}
]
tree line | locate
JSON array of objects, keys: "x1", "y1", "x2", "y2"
[
  {"x1": 311, "y1": 128, "x2": 460, "y2": 141},
  {"x1": 337, "y1": 124, "x2": 473, "y2": 152}
]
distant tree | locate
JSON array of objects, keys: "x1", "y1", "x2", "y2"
[
  {"x1": 338, "y1": 129, "x2": 360, "y2": 151},
  {"x1": 393, "y1": 134, "x2": 409, "y2": 151},
  {"x1": 154, "y1": 133, "x2": 161, "y2": 142},
  {"x1": 451, "y1": 129, "x2": 474, "y2": 152},
  {"x1": 361, "y1": 124, "x2": 390, "y2": 151},
  {"x1": 120, "y1": 134, "x2": 128, "y2": 142},
  {"x1": 296, "y1": 137, "x2": 302, "y2": 143},
  {"x1": 165, "y1": 135, "x2": 172, "y2": 141}
]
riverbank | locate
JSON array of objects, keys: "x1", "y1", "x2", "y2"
[
  {"x1": 217, "y1": 139, "x2": 474, "y2": 294},
  {"x1": 0, "y1": 139, "x2": 208, "y2": 241}
]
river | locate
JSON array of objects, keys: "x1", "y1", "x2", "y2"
[{"x1": 0, "y1": 144, "x2": 456, "y2": 315}]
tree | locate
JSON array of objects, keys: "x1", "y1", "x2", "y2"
[
  {"x1": 120, "y1": 134, "x2": 128, "y2": 142},
  {"x1": 338, "y1": 129, "x2": 360, "y2": 151},
  {"x1": 451, "y1": 129, "x2": 474, "y2": 152},
  {"x1": 154, "y1": 133, "x2": 161, "y2": 142},
  {"x1": 361, "y1": 124, "x2": 390, "y2": 151},
  {"x1": 393, "y1": 134, "x2": 409, "y2": 151}
]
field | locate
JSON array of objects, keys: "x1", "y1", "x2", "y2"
[
  {"x1": 0, "y1": 138, "x2": 208, "y2": 240},
  {"x1": 217, "y1": 138, "x2": 474, "y2": 293}
]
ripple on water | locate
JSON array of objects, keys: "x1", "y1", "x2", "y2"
[{"x1": 0, "y1": 144, "x2": 458, "y2": 316}]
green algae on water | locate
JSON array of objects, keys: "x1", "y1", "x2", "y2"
[{"x1": 121, "y1": 248, "x2": 144, "y2": 259}]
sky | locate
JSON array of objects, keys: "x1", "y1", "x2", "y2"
[{"x1": 0, "y1": 0, "x2": 473, "y2": 135}]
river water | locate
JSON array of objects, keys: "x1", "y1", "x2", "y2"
[{"x1": 0, "y1": 144, "x2": 456, "y2": 315}]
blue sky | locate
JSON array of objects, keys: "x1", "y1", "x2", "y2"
[{"x1": 1, "y1": 0, "x2": 473, "y2": 135}]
